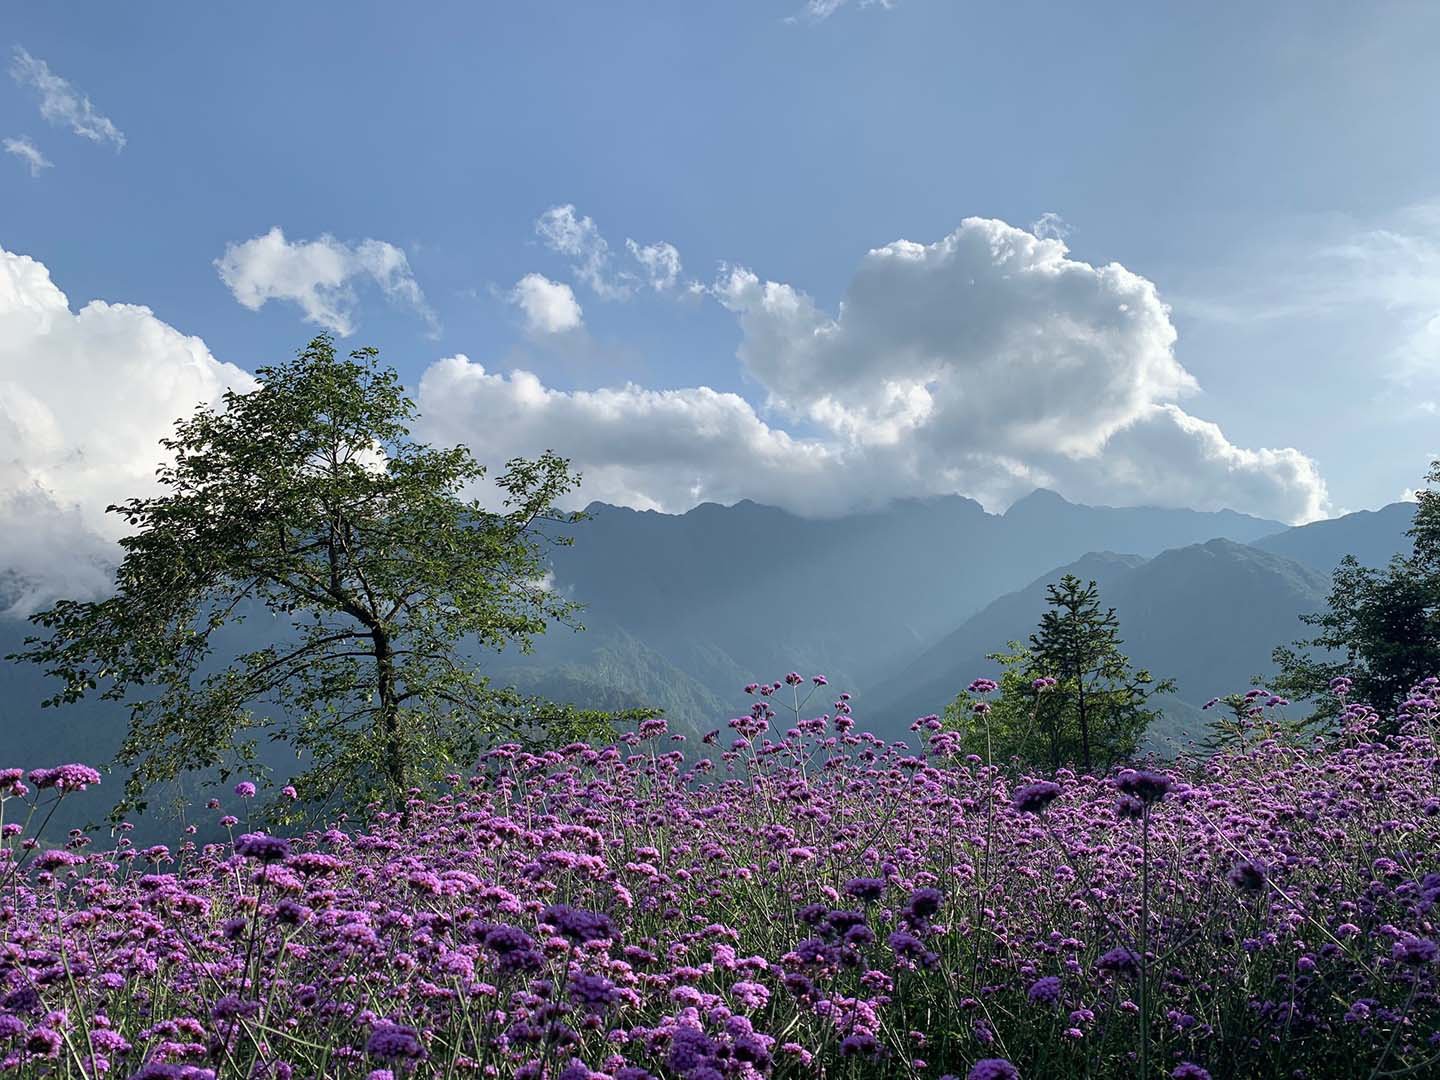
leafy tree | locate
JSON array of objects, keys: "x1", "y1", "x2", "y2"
[
  {"x1": 942, "y1": 642, "x2": 1055, "y2": 766},
  {"x1": 1270, "y1": 460, "x2": 1440, "y2": 728},
  {"x1": 943, "y1": 580, "x2": 1174, "y2": 773},
  {"x1": 10, "y1": 335, "x2": 626, "y2": 820}
]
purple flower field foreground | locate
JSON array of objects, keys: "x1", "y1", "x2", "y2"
[{"x1": 3, "y1": 675, "x2": 1440, "y2": 1078}]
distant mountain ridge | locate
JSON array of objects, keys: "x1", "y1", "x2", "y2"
[{"x1": 0, "y1": 490, "x2": 1418, "y2": 835}]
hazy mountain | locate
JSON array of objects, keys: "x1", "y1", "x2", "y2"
[
  {"x1": 2, "y1": 486, "x2": 1404, "y2": 829},
  {"x1": 1252, "y1": 501, "x2": 1415, "y2": 576},
  {"x1": 861, "y1": 538, "x2": 1332, "y2": 749},
  {"x1": 495, "y1": 490, "x2": 1287, "y2": 729}
]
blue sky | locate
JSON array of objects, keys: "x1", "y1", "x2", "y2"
[{"x1": 3, "y1": 1, "x2": 1440, "y2": 601}]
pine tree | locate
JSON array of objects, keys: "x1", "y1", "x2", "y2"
[{"x1": 1027, "y1": 574, "x2": 1174, "y2": 771}]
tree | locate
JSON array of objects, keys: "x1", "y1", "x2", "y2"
[
  {"x1": 1270, "y1": 458, "x2": 1440, "y2": 729},
  {"x1": 10, "y1": 335, "x2": 623, "y2": 820},
  {"x1": 942, "y1": 582, "x2": 1174, "y2": 774},
  {"x1": 941, "y1": 642, "x2": 1057, "y2": 767},
  {"x1": 1269, "y1": 554, "x2": 1440, "y2": 729},
  {"x1": 1027, "y1": 574, "x2": 1174, "y2": 771}
]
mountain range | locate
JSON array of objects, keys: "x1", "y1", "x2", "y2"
[
  {"x1": 494, "y1": 494, "x2": 1417, "y2": 742},
  {"x1": 0, "y1": 490, "x2": 1418, "y2": 832}
]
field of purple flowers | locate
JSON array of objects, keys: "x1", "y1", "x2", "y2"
[{"x1": 2, "y1": 674, "x2": 1439, "y2": 1079}]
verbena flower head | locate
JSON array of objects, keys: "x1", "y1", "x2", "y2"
[
  {"x1": 1116, "y1": 768, "x2": 1172, "y2": 805},
  {"x1": 235, "y1": 833, "x2": 291, "y2": 863},
  {"x1": 1096, "y1": 946, "x2": 1142, "y2": 978},
  {"x1": 1172, "y1": 1066, "x2": 1212, "y2": 1080},
  {"x1": 1012, "y1": 781, "x2": 1062, "y2": 815},
  {"x1": 844, "y1": 876, "x2": 886, "y2": 902},
  {"x1": 903, "y1": 886, "x2": 943, "y2": 924},
  {"x1": 365, "y1": 1022, "x2": 427, "y2": 1063},
  {"x1": 1392, "y1": 934, "x2": 1438, "y2": 966},
  {"x1": 1115, "y1": 795, "x2": 1145, "y2": 820},
  {"x1": 968, "y1": 1059, "x2": 1019, "y2": 1080},
  {"x1": 1227, "y1": 859, "x2": 1267, "y2": 892},
  {"x1": 1027, "y1": 975, "x2": 1062, "y2": 1005},
  {"x1": 28, "y1": 763, "x2": 101, "y2": 791},
  {"x1": 541, "y1": 903, "x2": 618, "y2": 944},
  {"x1": 234, "y1": 781, "x2": 257, "y2": 798}
]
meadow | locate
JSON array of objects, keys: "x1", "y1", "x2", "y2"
[{"x1": 2, "y1": 673, "x2": 1438, "y2": 1079}]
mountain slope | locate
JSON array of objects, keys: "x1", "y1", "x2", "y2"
[
  {"x1": 1252, "y1": 501, "x2": 1415, "y2": 575},
  {"x1": 860, "y1": 539, "x2": 1331, "y2": 749}
]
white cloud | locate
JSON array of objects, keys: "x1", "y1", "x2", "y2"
[
  {"x1": 626, "y1": 239, "x2": 683, "y2": 291},
  {"x1": 9, "y1": 47, "x2": 125, "y2": 150},
  {"x1": 1030, "y1": 211, "x2": 1072, "y2": 242},
  {"x1": 1044, "y1": 404, "x2": 1328, "y2": 522},
  {"x1": 3, "y1": 136, "x2": 52, "y2": 177},
  {"x1": 415, "y1": 356, "x2": 867, "y2": 516},
  {"x1": 788, "y1": 0, "x2": 898, "y2": 23},
  {"x1": 536, "y1": 205, "x2": 631, "y2": 300},
  {"x1": 509, "y1": 273, "x2": 583, "y2": 335},
  {"x1": 419, "y1": 217, "x2": 1327, "y2": 524},
  {"x1": 713, "y1": 218, "x2": 1197, "y2": 457},
  {"x1": 0, "y1": 244, "x2": 255, "y2": 613},
  {"x1": 535, "y1": 204, "x2": 688, "y2": 299},
  {"x1": 215, "y1": 227, "x2": 438, "y2": 336}
]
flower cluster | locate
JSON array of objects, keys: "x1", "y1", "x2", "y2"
[{"x1": 1, "y1": 676, "x2": 1439, "y2": 1078}]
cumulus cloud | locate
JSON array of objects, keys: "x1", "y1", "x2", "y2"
[
  {"x1": 713, "y1": 218, "x2": 1197, "y2": 456},
  {"x1": 509, "y1": 273, "x2": 583, "y2": 335},
  {"x1": 9, "y1": 47, "x2": 125, "y2": 150},
  {"x1": 420, "y1": 218, "x2": 1327, "y2": 524},
  {"x1": 1042, "y1": 404, "x2": 1328, "y2": 522},
  {"x1": 4, "y1": 136, "x2": 52, "y2": 177},
  {"x1": 415, "y1": 356, "x2": 870, "y2": 516},
  {"x1": 215, "y1": 227, "x2": 438, "y2": 336},
  {"x1": 0, "y1": 244, "x2": 255, "y2": 613}
]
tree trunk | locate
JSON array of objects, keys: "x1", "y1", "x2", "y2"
[
  {"x1": 373, "y1": 628, "x2": 404, "y2": 805},
  {"x1": 1076, "y1": 669, "x2": 1091, "y2": 772}
]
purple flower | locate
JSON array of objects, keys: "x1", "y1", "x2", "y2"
[
  {"x1": 235, "y1": 832, "x2": 291, "y2": 863},
  {"x1": 1116, "y1": 768, "x2": 1171, "y2": 805},
  {"x1": 844, "y1": 876, "x2": 886, "y2": 902},
  {"x1": 1115, "y1": 795, "x2": 1144, "y2": 820},
  {"x1": 1096, "y1": 946, "x2": 1142, "y2": 978},
  {"x1": 1027, "y1": 975, "x2": 1062, "y2": 1005},
  {"x1": 568, "y1": 972, "x2": 619, "y2": 1011},
  {"x1": 365, "y1": 1023, "x2": 427, "y2": 1063},
  {"x1": 903, "y1": 886, "x2": 944, "y2": 926},
  {"x1": 28, "y1": 763, "x2": 101, "y2": 791},
  {"x1": 839, "y1": 1032, "x2": 879, "y2": 1057},
  {"x1": 1227, "y1": 859, "x2": 1267, "y2": 893},
  {"x1": 968, "y1": 1059, "x2": 1019, "y2": 1080},
  {"x1": 1012, "y1": 781, "x2": 1062, "y2": 814},
  {"x1": 541, "y1": 903, "x2": 618, "y2": 944},
  {"x1": 1172, "y1": 1066, "x2": 1212, "y2": 1080},
  {"x1": 1392, "y1": 935, "x2": 1438, "y2": 966},
  {"x1": 234, "y1": 781, "x2": 257, "y2": 798}
]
